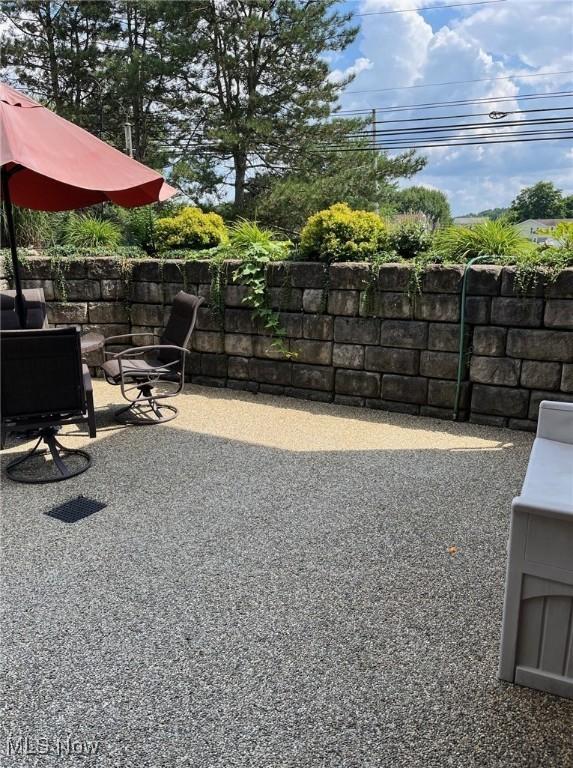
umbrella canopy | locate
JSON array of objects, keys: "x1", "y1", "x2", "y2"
[
  {"x1": 0, "y1": 83, "x2": 175, "y2": 209},
  {"x1": 0, "y1": 82, "x2": 176, "y2": 326}
]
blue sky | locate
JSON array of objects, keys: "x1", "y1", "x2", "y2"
[{"x1": 329, "y1": 0, "x2": 573, "y2": 214}]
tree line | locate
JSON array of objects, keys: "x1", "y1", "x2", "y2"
[{"x1": 1, "y1": 0, "x2": 451, "y2": 230}]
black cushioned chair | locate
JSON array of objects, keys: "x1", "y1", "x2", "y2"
[
  {"x1": 1, "y1": 327, "x2": 97, "y2": 483},
  {"x1": 102, "y1": 291, "x2": 204, "y2": 425}
]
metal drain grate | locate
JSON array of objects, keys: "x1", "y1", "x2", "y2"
[{"x1": 44, "y1": 496, "x2": 107, "y2": 523}]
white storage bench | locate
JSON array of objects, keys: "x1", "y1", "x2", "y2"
[{"x1": 498, "y1": 400, "x2": 573, "y2": 699}]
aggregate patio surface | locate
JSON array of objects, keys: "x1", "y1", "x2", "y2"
[{"x1": 1, "y1": 382, "x2": 572, "y2": 768}]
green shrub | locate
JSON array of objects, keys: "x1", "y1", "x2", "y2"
[
  {"x1": 388, "y1": 221, "x2": 432, "y2": 260},
  {"x1": 228, "y1": 219, "x2": 291, "y2": 261},
  {"x1": 155, "y1": 206, "x2": 227, "y2": 251},
  {"x1": 300, "y1": 203, "x2": 386, "y2": 262},
  {"x1": 432, "y1": 220, "x2": 534, "y2": 262},
  {"x1": 117, "y1": 206, "x2": 157, "y2": 254},
  {"x1": 63, "y1": 213, "x2": 121, "y2": 248}
]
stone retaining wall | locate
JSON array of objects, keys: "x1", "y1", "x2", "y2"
[{"x1": 6, "y1": 256, "x2": 573, "y2": 430}]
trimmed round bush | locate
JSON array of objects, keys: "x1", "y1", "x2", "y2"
[
  {"x1": 300, "y1": 203, "x2": 386, "y2": 262},
  {"x1": 155, "y1": 207, "x2": 227, "y2": 251}
]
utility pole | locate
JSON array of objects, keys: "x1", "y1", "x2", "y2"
[
  {"x1": 372, "y1": 108, "x2": 379, "y2": 211},
  {"x1": 123, "y1": 118, "x2": 134, "y2": 158}
]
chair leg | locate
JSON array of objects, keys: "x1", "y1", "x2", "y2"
[
  {"x1": 5, "y1": 428, "x2": 91, "y2": 484},
  {"x1": 114, "y1": 384, "x2": 178, "y2": 426}
]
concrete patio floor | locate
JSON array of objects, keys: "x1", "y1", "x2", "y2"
[{"x1": 1, "y1": 382, "x2": 572, "y2": 767}]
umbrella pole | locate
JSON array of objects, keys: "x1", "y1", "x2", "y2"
[{"x1": 1, "y1": 169, "x2": 26, "y2": 328}]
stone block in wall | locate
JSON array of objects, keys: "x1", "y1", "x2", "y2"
[
  {"x1": 335, "y1": 369, "x2": 380, "y2": 398},
  {"x1": 131, "y1": 260, "x2": 161, "y2": 282},
  {"x1": 464, "y1": 296, "x2": 490, "y2": 324},
  {"x1": 198, "y1": 284, "x2": 211, "y2": 303},
  {"x1": 249, "y1": 358, "x2": 292, "y2": 386},
  {"x1": 470, "y1": 413, "x2": 507, "y2": 428},
  {"x1": 414, "y1": 294, "x2": 459, "y2": 322},
  {"x1": 130, "y1": 326, "x2": 159, "y2": 346},
  {"x1": 381, "y1": 374, "x2": 427, "y2": 404},
  {"x1": 186, "y1": 261, "x2": 212, "y2": 284},
  {"x1": 329, "y1": 263, "x2": 370, "y2": 290},
  {"x1": 224, "y1": 308, "x2": 255, "y2": 334},
  {"x1": 472, "y1": 326, "x2": 506, "y2": 357},
  {"x1": 422, "y1": 265, "x2": 463, "y2": 293},
  {"x1": 100, "y1": 279, "x2": 126, "y2": 301},
  {"x1": 428, "y1": 379, "x2": 470, "y2": 409},
  {"x1": 378, "y1": 264, "x2": 410, "y2": 291},
  {"x1": 56, "y1": 279, "x2": 100, "y2": 302},
  {"x1": 228, "y1": 356, "x2": 250, "y2": 380},
  {"x1": 371, "y1": 400, "x2": 420, "y2": 416},
  {"x1": 365, "y1": 347, "x2": 419, "y2": 375},
  {"x1": 507, "y1": 329, "x2": 573, "y2": 362},
  {"x1": 196, "y1": 307, "x2": 221, "y2": 332},
  {"x1": 361, "y1": 291, "x2": 412, "y2": 319},
  {"x1": 420, "y1": 350, "x2": 460, "y2": 380},
  {"x1": 491, "y1": 297, "x2": 544, "y2": 327},
  {"x1": 88, "y1": 302, "x2": 129, "y2": 324},
  {"x1": 47, "y1": 302, "x2": 88, "y2": 324},
  {"x1": 334, "y1": 317, "x2": 380, "y2": 345},
  {"x1": 528, "y1": 390, "x2": 573, "y2": 420},
  {"x1": 161, "y1": 261, "x2": 186, "y2": 283},
  {"x1": 508, "y1": 418, "x2": 538, "y2": 433},
  {"x1": 201, "y1": 353, "x2": 228, "y2": 378},
  {"x1": 253, "y1": 335, "x2": 289, "y2": 360},
  {"x1": 562, "y1": 364, "x2": 573, "y2": 393},
  {"x1": 501, "y1": 267, "x2": 545, "y2": 297},
  {"x1": 302, "y1": 289, "x2": 323, "y2": 313},
  {"x1": 163, "y1": 282, "x2": 188, "y2": 304},
  {"x1": 470, "y1": 356, "x2": 520, "y2": 387},
  {"x1": 86, "y1": 258, "x2": 122, "y2": 280},
  {"x1": 185, "y1": 351, "x2": 202, "y2": 375},
  {"x1": 546, "y1": 269, "x2": 573, "y2": 298},
  {"x1": 131, "y1": 281, "x2": 163, "y2": 304},
  {"x1": 224, "y1": 334, "x2": 254, "y2": 357},
  {"x1": 224, "y1": 285, "x2": 249, "y2": 308},
  {"x1": 227, "y1": 379, "x2": 259, "y2": 393},
  {"x1": 520, "y1": 360, "x2": 561, "y2": 390},
  {"x1": 22, "y1": 278, "x2": 55, "y2": 301},
  {"x1": 192, "y1": 330, "x2": 225, "y2": 354},
  {"x1": 21, "y1": 257, "x2": 52, "y2": 279},
  {"x1": 327, "y1": 290, "x2": 360, "y2": 316},
  {"x1": 268, "y1": 287, "x2": 303, "y2": 312},
  {"x1": 81, "y1": 323, "x2": 130, "y2": 339},
  {"x1": 290, "y1": 339, "x2": 332, "y2": 366},
  {"x1": 420, "y1": 405, "x2": 459, "y2": 421},
  {"x1": 303, "y1": 314, "x2": 333, "y2": 340},
  {"x1": 193, "y1": 375, "x2": 227, "y2": 389},
  {"x1": 333, "y1": 343, "x2": 364, "y2": 370},
  {"x1": 544, "y1": 300, "x2": 573, "y2": 329},
  {"x1": 334, "y1": 394, "x2": 365, "y2": 408},
  {"x1": 284, "y1": 387, "x2": 333, "y2": 403},
  {"x1": 428, "y1": 323, "x2": 461, "y2": 352},
  {"x1": 267, "y1": 262, "x2": 325, "y2": 289},
  {"x1": 466, "y1": 265, "x2": 501, "y2": 295},
  {"x1": 292, "y1": 364, "x2": 334, "y2": 391},
  {"x1": 471, "y1": 384, "x2": 529, "y2": 418},
  {"x1": 278, "y1": 312, "x2": 303, "y2": 338},
  {"x1": 131, "y1": 303, "x2": 164, "y2": 326},
  {"x1": 380, "y1": 319, "x2": 427, "y2": 349}
]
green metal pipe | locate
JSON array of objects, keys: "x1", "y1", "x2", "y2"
[{"x1": 452, "y1": 254, "x2": 495, "y2": 421}]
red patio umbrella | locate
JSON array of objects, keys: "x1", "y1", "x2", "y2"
[{"x1": 0, "y1": 82, "x2": 177, "y2": 326}]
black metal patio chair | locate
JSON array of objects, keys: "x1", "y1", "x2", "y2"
[
  {"x1": 101, "y1": 291, "x2": 204, "y2": 425},
  {"x1": 1, "y1": 327, "x2": 97, "y2": 483}
]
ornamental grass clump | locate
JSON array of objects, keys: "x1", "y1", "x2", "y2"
[
  {"x1": 432, "y1": 219, "x2": 534, "y2": 263},
  {"x1": 155, "y1": 206, "x2": 227, "y2": 251},
  {"x1": 300, "y1": 202, "x2": 387, "y2": 262},
  {"x1": 63, "y1": 213, "x2": 121, "y2": 248}
]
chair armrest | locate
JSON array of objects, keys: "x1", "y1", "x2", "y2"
[
  {"x1": 104, "y1": 332, "x2": 160, "y2": 345},
  {"x1": 513, "y1": 495, "x2": 573, "y2": 523},
  {"x1": 537, "y1": 400, "x2": 573, "y2": 444}
]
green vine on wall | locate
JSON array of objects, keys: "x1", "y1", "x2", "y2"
[{"x1": 49, "y1": 252, "x2": 72, "y2": 302}]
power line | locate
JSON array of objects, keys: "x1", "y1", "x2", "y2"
[
  {"x1": 345, "y1": 69, "x2": 573, "y2": 95},
  {"x1": 339, "y1": 116, "x2": 573, "y2": 139},
  {"x1": 337, "y1": 89, "x2": 573, "y2": 116},
  {"x1": 356, "y1": 0, "x2": 506, "y2": 17},
  {"x1": 358, "y1": 104, "x2": 573, "y2": 127},
  {"x1": 324, "y1": 127, "x2": 573, "y2": 147},
  {"x1": 312, "y1": 134, "x2": 573, "y2": 152}
]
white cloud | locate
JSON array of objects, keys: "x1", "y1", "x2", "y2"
[{"x1": 338, "y1": 0, "x2": 573, "y2": 213}]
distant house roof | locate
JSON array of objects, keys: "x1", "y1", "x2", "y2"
[
  {"x1": 517, "y1": 218, "x2": 573, "y2": 227},
  {"x1": 453, "y1": 216, "x2": 487, "y2": 226}
]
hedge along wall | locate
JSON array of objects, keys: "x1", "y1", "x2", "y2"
[{"x1": 4, "y1": 256, "x2": 573, "y2": 431}]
